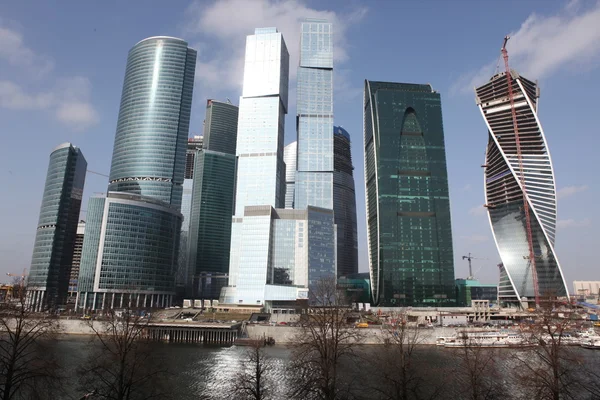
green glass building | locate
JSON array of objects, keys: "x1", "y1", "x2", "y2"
[
  {"x1": 28, "y1": 143, "x2": 87, "y2": 311},
  {"x1": 364, "y1": 80, "x2": 455, "y2": 306}
]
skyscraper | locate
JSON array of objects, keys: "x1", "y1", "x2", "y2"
[
  {"x1": 333, "y1": 126, "x2": 358, "y2": 277},
  {"x1": 295, "y1": 19, "x2": 334, "y2": 210},
  {"x1": 108, "y1": 36, "x2": 196, "y2": 209},
  {"x1": 187, "y1": 99, "x2": 238, "y2": 298},
  {"x1": 283, "y1": 141, "x2": 297, "y2": 209},
  {"x1": 68, "y1": 221, "x2": 86, "y2": 299},
  {"x1": 28, "y1": 143, "x2": 87, "y2": 310},
  {"x1": 475, "y1": 70, "x2": 568, "y2": 305},
  {"x1": 77, "y1": 36, "x2": 196, "y2": 310},
  {"x1": 228, "y1": 27, "x2": 289, "y2": 290},
  {"x1": 364, "y1": 80, "x2": 455, "y2": 307},
  {"x1": 185, "y1": 135, "x2": 204, "y2": 180}
]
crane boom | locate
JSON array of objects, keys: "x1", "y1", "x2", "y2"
[{"x1": 501, "y1": 36, "x2": 540, "y2": 307}]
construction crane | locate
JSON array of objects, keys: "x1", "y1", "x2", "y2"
[
  {"x1": 501, "y1": 36, "x2": 540, "y2": 307},
  {"x1": 462, "y1": 253, "x2": 486, "y2": 280},
  {"x1": 87, "y1": 169, "x2": 109, "y2": 178},
  {"x1": 6, "y1": 268, "x2": 28, "y2": 299}
]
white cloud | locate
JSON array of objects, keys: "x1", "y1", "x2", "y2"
[
  {"x1": 557, "y1": 218, "x2": 591, "y2": 229},
  {"x1": 0, "y1": 77, "x2": 98, "y2": 131},
  {"x1": 452, "y1": 2, "x2": 600, "y2": 94},
  {"x1": 184, "y1": 0, "x2": 366, "y2": 95},
  {"x1": 469, "y1": 205, "x2": 487, "y2": 216},
  {"x1": 557, "y1": 185, "x2": 589, "y2": 199},
  {"x1": 460, "y1": 234, "x2": 489, "y2": 243},
  {"x1": 0, "y1": 25, "x2": 54, "y2": 77}
]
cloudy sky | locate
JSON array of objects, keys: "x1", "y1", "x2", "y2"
[{"x1": 0, "y1": 0, "x2": 598, "y2": 288}]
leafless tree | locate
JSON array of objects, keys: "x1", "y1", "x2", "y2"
[
  {"x1": 287, "y1": 276, "x2": 363, "y2": 400},
  {"x1": 451, "y1": 331, "x2": 508, "y2": 400},
  {"x1": 230, "y1": 340, "x2": 273, "y2": 400},
  {"x1": 364, "y1": 312, "x2": 442, "y2": 400},
  {"x1": 79, "y1": 308, "x2": 168, "y2": 400},
  {"x1": 513, "y1": 303, "x2": 582, "y2": 400},
  {"x1": 0, "y1": 284, "x2": 61, "y2": 400}
]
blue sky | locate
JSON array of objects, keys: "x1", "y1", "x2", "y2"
[{"x1": 1, "y1": 0, "x2": 598, "y2": 288}]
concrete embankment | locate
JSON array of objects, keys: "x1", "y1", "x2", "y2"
[
  {"x1": 59, "y1": 319, "x2": 98, "y2": 335},
  {"x1": 246, "y1": 325, "x2": 458, "y2": 345}
]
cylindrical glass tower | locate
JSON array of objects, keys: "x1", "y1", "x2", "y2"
[{"x1": 108, "y1": 36, "x2": 197, "y2": 207}]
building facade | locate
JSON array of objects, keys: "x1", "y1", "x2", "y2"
[
  {"x1": 228, "y1": 27, "x2": 289, "y2": 289},
  {"x1": 202, "y1": 99, "x2": 239, "y2": 155},
  {"x1": 77, "y1": 36, "x2": 195, "y2": 310},
  {"x1": 284, "y1": 141, "x2": 297, "y2": 209},
  {"x1": 294, "y1": 19, "x2": 334, "y2": 210},
  {"x1": 475, "y1": 70, "x2": 568, "y2": 305},
  {"x1": 185, "y1": 135, "x2": 203, "y2": 180},
  {"x1": 364, "y1": 81, "x2": 455, "y2": 307},
  {"x1": 333, "y1": 126, "x2": 358, "y2": 277},
  {"x1": 28, "y1": 143, "x2": 87, "y2": 310},
  {"x1": 108, "y1": 36, "x2": 196, "y2": 209},
  {"x1": 68, "y1": 221, "x2": 86, "y2": 299}
]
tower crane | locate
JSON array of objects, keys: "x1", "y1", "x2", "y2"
[
  {"x1": 501, "y1": 36, "x2": 540, "y2": 307},
  {"x1": 462, "y1": 253, "x2": 486, "y2": 280},
  {"x1": 6, "y1": 268, "x2": 28, "y2": 299}
]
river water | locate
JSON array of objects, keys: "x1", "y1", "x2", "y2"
[{"x1": 55, "y1": 335, "x2": 599, "y2": 400}]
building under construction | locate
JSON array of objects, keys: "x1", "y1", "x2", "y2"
[{"x1": 475, "y1": 37, "x2": 568, "y2": 307}]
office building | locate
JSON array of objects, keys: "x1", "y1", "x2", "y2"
[
  {"x1": 28, "y1": 143, "x2": 87, "y2": 310},
  {"x1": 187, "y1": 100, "x2": 238, "y2": 298},
  {"x1": 185, "y1": 136, "x2": 203, "y2": 180},
  {"x1": 475, "y1": 71, "x2": 568, "y2": 305},
  {"x1": 77, "y1": 37, "x2": 196, "y2": 310},
  {"x1": 68, "y1": 221, "x2": 85, "y2": 299},
  {"x1": 295, "y1": 19, "x2": 334, "y2": 210},
  {"x1": 333, "y1": 126, "x2": 358, "y2": 277},
  {"x1": 455, "y1": 279, "x2": 498, "y2": 307},
  {"x1": 228, "y1": 27, "x2": 289, "y2": 291},
  {"x1": 284, "y1": 141, "x2": 297, "y2": 209},
  {"x1": 108, "y1": 36, "x2": 196, "y2": 209},
  {"x1": 364, "y1": 81, "x2": 455, "y2": 307},
  {"x1": 573, "y1": 281, "x2": 600, "y2": 300}
]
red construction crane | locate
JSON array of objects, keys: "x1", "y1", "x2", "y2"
[{"x1": 501, "y1": 36, "x2": 540, "y2": 307}]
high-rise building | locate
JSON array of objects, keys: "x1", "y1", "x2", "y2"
[
  {"x1": 228, "y1": 27, "x2": 289, "y2": 291},
  {"x1": 185, "y1": 136, "x2": 203, "y2": 180},
  {"x1": 364, "y1": 81, "x2": 455, "y2": 307},
  {"x1": 475, "y1": 70, "x2": 568, "y2": 305},
  {"x1": 187, "y1": 100, "x2": 238, "y2": 299},
  {"x1": 68, "y1": 221, "x2": 86, "y2": 299},
  {"x1": 283, "y1": 141, "x2": 297, "y2": 209},
  {"x1": 295, "y1": 19, "x2": 334, "y2": 210},
  {"x1": 108, "y1": 37, "x2": 196, "y2": 209},
  {"x1": 333, "y1": 126, "x2": 358, "y2": 277},
  {"x1": 28, "y1": 143, "x2": 87, "y2": 310},
  {"x1": 77, "y1": 37, "x2": 196, "y2": 310}
]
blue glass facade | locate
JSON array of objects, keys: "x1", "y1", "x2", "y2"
[
  {"x1": 295, "y1": 19, "x2": 334, "y2": 210},
  {"x1": 203, "y1": 100, "x2": 238, "y2": 155},
  {"x1": 283, "y1": 141, "x2": 297, "y2": 209},
  {"x1": 364, "y1": 81, "x2": 456, "y2": 307},
  {"x1": 28, "y1": 143, "x2": 86, "y2": 310},
  {"x1": 108, "y1": 37, "x2": 196, "y2": 208}
]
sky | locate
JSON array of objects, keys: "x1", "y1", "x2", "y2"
[{"x1": 0, "y1": 0, "x2": 598, "y2": 288}]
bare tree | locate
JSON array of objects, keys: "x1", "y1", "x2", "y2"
[
  {"x1": 230, "y1": 340, "x2": 273, "y2": 400},
  {"x1": 288, "y1": 276, "x2": 363, "y2": 400},
  {"x1": 451, "y1": 331, "x2": 508, "y2": 400},
  {"x1": 364, "y1": 312, "x2": 442, "y2": 400},
  {"x1": 79, "y1": 308, "x2": 168, "y2": 400},
  {"x1": 513, "y1": 304, "x2": 581, "y2": 400},
  {"x1": 0, "y1": 284, "x2": 61, "y2": 400}
]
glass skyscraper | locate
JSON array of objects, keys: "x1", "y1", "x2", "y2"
[
  {"x1": 295, "y1": 19, "x2": 334, "y2": 210},
  {"x1": 77, "y1": 37, "x2": 195, "y2": 311},
  {"x1": 28, "y1": 143, "x2": 86, "y2": 311},
  {"x1": 364, "y1": 81, "x2": 455, "y2": 307},
  {"x1": 185, "y1": 135, "x2": 203, "y2": 180},
  {"x1": 283, "y1": 141, "x2": 297, "y2": 209},
  {"x1": 228, "y1": 27, "x2": 289, "y2": 289},
  {"x1": 187, "y1": 99, "x2": 238, "y2": 299},
  {"x1": 476, "y1": 70, "x2": 568, "y2": 305},
  {"x1": 333, "y1": 126, "x2": 358, "y2": 277},
  {"x1": 108, "y1": 36, "x2": 196, "y2": 209}
]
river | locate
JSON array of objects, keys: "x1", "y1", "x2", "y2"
[{"x1": 54, "y1": 335, "x2": 599, "y2": 399}]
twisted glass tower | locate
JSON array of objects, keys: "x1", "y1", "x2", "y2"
[
  {"x1": 476, "y1": 70, "x2": 568, "y2": 304},
  {"x1": 364, "y1": 81, "x2": 455, "y2": 307},
  {"x1": 108, "y1": 36, "x2": 196, "y2": 208}
]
